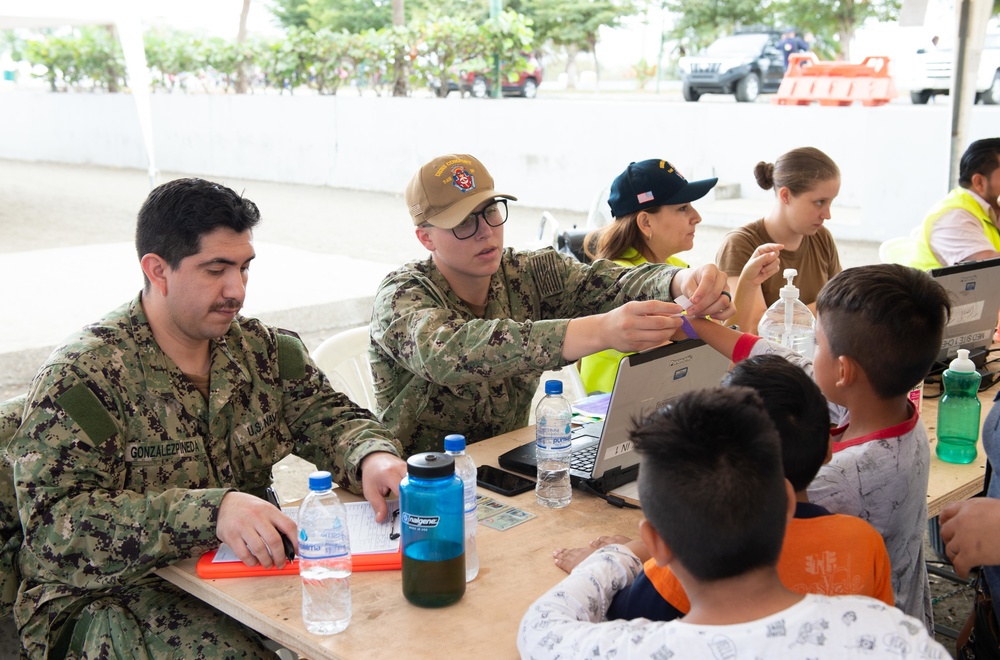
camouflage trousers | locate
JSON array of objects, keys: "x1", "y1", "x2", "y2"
[{"x1": 22, "y1": 578, "x2": 273, "y2": 659}]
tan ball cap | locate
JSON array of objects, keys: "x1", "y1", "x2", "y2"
[{"x1": 406, "y1": 154, "x2": 517, "y2": 229}]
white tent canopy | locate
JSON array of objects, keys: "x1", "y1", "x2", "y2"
[{"x1": 0, "y1": 0, "x2": 156, "y2": 186}]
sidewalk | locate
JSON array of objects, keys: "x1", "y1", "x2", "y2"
[{"x1": 0, "y1": 159, "x2": 880, "y2": 399}]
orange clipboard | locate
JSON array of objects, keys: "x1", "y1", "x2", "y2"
[{"x1": 196, "y1": 546, "x2": 402, "y2": 579}]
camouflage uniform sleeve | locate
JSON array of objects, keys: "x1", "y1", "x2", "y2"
[
  {"x1": 8, "y1": 365, "x2": 228, "y2": 589},
  {"x1": 372, "y1": 273, "x2": 571, "y2": 387},
  {"x1": 372, "y1": 254, "x2": 681, "y2": 387},
  {"x1": 270, "y1": 330, "x2": 402, "y2": 494},
  {"x1": 551, "y1": 254, "x2": 681, "y2": 315}
]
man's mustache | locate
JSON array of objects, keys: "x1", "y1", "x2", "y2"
[{"x1": 211, "y1": 299, "x2": 243, "y2": 313}]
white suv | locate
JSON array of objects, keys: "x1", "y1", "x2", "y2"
[{"x1": 910, "y1": 33, "x2": 1000, "y2": 104}]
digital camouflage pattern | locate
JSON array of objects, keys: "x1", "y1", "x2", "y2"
[
  {"x1": 370, "y1": 247, "x2": 680, "y2": 454},
  {"x1": 1, "y1": 394, "x2": 26, "y2": 615},
  {"x1": 9, "y1": 295, "x2": 402, "y2": 658}
]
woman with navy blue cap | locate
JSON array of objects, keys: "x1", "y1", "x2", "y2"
[{"x1": 579, "y1": 159, "x2": 779, "y2": 394}]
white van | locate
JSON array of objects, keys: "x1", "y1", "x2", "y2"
[{"x1": 909, "y1": 33, "x2": 1000, "y2": 104}]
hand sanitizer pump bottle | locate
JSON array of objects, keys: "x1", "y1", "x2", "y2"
[{"x1": 756, "y1": 268, "x2": 816, "y2": 359}]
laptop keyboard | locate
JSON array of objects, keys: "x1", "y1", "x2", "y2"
[{"x1": 570, "y1": 444, "x2": 598, "y2": 472}]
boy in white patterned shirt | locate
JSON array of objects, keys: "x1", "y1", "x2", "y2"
[
  {"x1": 686, "y1": 264, "x2": 951, "y2": 631},
  {"x1": 517, "y1": 387, "x2": 946, "y2": 659}
]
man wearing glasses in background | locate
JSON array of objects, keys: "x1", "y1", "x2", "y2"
[{"x1": 369, "y1": 153, "x2": 734, "y2": 454}]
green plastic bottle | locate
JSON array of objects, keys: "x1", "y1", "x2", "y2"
[{"x1": 936, "y1": 349, "x2": 981, "y2": 464}]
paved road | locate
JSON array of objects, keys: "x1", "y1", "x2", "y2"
[{"x1": 0, "y1": 159, "x2": 880, "y2": 400}]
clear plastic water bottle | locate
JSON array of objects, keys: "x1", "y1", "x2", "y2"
[
  {"x1": 757, "y1": 268, "x2": 816, "y2": 358},
  {"x1": 535, "y1": 380, "x2": 572, "y2": 508},
  {"x1": 298, "y1": 470, "x2": 352, "y2": 634},
  {"x1": 444, "y1": 434, "x2": 479, "y2": 582},
  {"x1": 937, "y1": 349, "x2": 982, "y2": 464},
  {"x1": 400, "y1": 452, "x2": 466, "y2": 607}
]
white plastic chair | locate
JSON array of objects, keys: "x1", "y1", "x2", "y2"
[
  {"x1": 585, "y1": 184, "x2": 613, "y2": 229},
  {"x1": 310, "y1": 326, "x2": 377, "y2": 412},
  {"x1": 528, "y1": 366, "x2": 587, "y2": 425}
]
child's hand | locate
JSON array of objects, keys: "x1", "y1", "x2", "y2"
[
  {"x1": 740, "y1": 243, "x2": 783, "y2": 286},
  {"x1": 589, "y1": 534, "x2": 634, "y2": 549},
  {"x1": 553, "y1": 534, "x2": 645, "y2": 573}
]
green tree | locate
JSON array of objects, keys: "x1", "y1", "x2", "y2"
[
  {"x1": 411, "y1": 17, "x2": 483, "y2": 96},
  {"x1": 661, "y1": 0, "x2": 770, "y2": 52},
  {"x1": 780, "y1": 0, "x2": 900, "y2": 60},
  {"x1": 16, "y1": 27, "x2": 126, "y2": 92},
  {"x1": 271, "y1": 0, "x2": 394, "y2": 32},
  {"x1": 309, "y1": 28, "x2": 356, "y2": 94},
  {"x1": 347, "y1": 26, "x2": 416, "y2": 96},
  {"x1": 520, "y1": 0, "x2": 636, "y2": 88},
  {"x1": 144, "y1": 29, "x2": 206, "y2": 91},
  {"x1": 479, "y1": 10, "x2": 536, "y2": 89}
]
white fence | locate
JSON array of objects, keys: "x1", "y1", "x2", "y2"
[{"x1": 1, "y1": 91, "x2": 997, "y2": 241}]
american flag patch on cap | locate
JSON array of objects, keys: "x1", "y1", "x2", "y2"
[{"x1": 637, "y1": 191, "x2": 654, "y2": 204}]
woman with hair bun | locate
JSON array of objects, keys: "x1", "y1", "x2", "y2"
[{"x1": 716, "y1": 146, "x2": 842, "y2": 334}]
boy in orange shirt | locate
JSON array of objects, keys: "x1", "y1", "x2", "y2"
[{"x1": 554, "y1": 354, "x2": 894, "y2": 618}]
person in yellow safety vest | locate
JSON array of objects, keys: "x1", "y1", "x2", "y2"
[
  {"x1": 910, "y1": 138, "x2": 1000, "y2": 271},
  {"x1": 578, "y1": 159, "x2": 716, "y2": 395},
  {"x1": 577, "y1": 159, "x2": 779, "y2": 395}
]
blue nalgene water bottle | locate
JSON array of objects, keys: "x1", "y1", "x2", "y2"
[
  {"x1": 400, "y1": 452, "x2": 466, "y2": 607},
  {"x1": 936, "y1": 349, "x2": 982, "y2": 464}
]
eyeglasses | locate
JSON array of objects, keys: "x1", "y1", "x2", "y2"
[{"x1": 451, "y1": 199, "x2": 508, "y2": 240}]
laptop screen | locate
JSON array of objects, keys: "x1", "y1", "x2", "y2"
[
  {"x1": 929, "y1": 256, "x2": 1000, "y2": 368},
  {"x1": 497, "y1": 337, "x2": 731, "y2": 490}
]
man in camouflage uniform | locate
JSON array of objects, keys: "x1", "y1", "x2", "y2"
[
  {"x1": 370, "y1": 154, "x2": 734, "y2": 454},
  {"x1": 7, "y1": 178, "x2": 407, "y2": 658}
]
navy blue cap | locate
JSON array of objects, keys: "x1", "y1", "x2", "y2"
[{"x1": 608, "y1": 159, "x2": 718, "y2": 218}]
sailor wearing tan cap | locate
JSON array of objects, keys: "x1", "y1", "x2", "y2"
[{"x1": 368, "y1": 153, "x2": 734, "y2": 455}]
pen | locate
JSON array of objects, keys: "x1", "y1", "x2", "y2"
[{"x1": 264, "y1": 486, "x2": 296, "y2": 562}]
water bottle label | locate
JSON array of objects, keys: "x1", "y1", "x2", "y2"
[
  {"x1": 403, "y1": 513, "x2": 440, "y2": 529},
  {"x1": 536, "y1": 435, "x2": 571, "y2": 450},
  {"x1": 298, "y1": 528, "x2": 349, "y2": 559},
  {"x1": 536, "y1": 422, "x2": 571, "y2": 450}
]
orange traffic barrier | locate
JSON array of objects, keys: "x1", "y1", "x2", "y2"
[{"x1": 772, "y1": 53, "x2": 897, "y2": 107}]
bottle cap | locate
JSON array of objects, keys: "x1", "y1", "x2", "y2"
[
  {"x1": 443, "y1": 434, "x2": 467, "y2": 452},
  {"x1": 779, "y1": 268, "x2": 800, "y2": 300},
  {"x1": 544, "y1": 380, "x2": 563, "y2": 395},
  {"x1": 308, "y1": 470, "x2": 333, "y2": 491},
  {"x1": 948, "y1": 348, "x2": 977, "y2": 373},
  {"x1": 407, "y1": 452, "x2": 456, "y2": 478}
]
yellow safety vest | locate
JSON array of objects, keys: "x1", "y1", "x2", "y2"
[
  {"x1": 910, "y1": 188, "x2": 1000, "y2": 271},
  {"x1": 579, "y1": 249, "x2": 687, "y2": 394}
]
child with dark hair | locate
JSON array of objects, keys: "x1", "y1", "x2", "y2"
[
  {"x1": 684, "y1": 263, "x2": 951, "y2": 631},
  {"x1": 557, "y1": 354, "x2": 894, "y2": 621},
  {"x1": 518, "y1": 388, "x2": 945, "y2": 658}
]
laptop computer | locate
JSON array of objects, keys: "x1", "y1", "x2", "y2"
[
  {"x1": 929, "y1": 256, "x2": 1000, "y2": 372},
  {"x1": 498, "y1": 337, "x2": 732, "y2": 492}
]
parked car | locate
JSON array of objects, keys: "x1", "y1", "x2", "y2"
[
  {"x1": 434, "y1": 56, "x2": 543, "y2": 98},
  {"x1": 909, "y1": 33, "x2": 1000, "y2": 104},
  {"x1": 678, "y1": 30, "x2": 786, "y2": 103}
]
